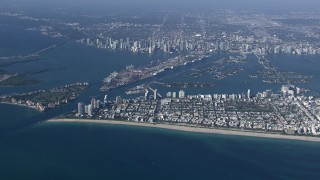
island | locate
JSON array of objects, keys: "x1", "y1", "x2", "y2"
[
  {"x1": 0, "y1": 82, "x2": 90, "y2": 111},
  {"x1": 251, "y1": 54, "x2": 313, "y2": 84},
  {"x1": 0, "y1": 73, "x2": 42, "y2": 86},
  {"x1": 100, "y1": 54, "x2": 208, "y2": 91},
  {"x1": 56, "y1": 84, "x2": 320, "y2": 142}
]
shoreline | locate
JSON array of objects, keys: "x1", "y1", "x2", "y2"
[
  {"x1": 47, "y1": 118, "x2": 320, "y2": 142},
  {"x1": 0, "y1": 102, "x2": 40, "y2": 111}
]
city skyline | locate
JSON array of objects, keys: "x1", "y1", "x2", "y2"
[
  {"x1": 1, "y1": 1, "x2": 320, "y2": 179},
  {"x1": 1, "y1": 0, "x2": 320, "y2": 12}
]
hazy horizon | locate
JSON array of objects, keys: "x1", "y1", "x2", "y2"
[{"x1": 1, "y1": 0, "x2": 320, "y2": 13}]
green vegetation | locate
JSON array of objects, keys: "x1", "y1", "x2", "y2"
[
  {"x1": 0, "y1": 74, "x2": 42, "y2": 86},
  {"x1": 35, "y1": 88, "x2": 81, "y2": 104},
  {"x1": 11, "y1": 85, "x2": 87, "y2": 104},
  {"x1": 27, "y1": 92, "x2": 68, "y2": 104},
  {"x1": 1, "y1": 82, "x2": 89, "y2": 111}
]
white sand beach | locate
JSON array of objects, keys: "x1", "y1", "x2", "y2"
[{"x1": 47, "y1": 118, "x2": 320, "y2": 142}]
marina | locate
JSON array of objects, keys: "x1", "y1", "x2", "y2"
[{"x1": 2, "y1": 2, "x2": 320, "y2": 180}]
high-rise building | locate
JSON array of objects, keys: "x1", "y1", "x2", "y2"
[
  {"x1": 222, "y1": 94, "x2": 227, "y2": 99},
  {"x1": 215, "y1": 41, "x2": 220, "y2": 51},
  {"x1": 85, "y1": 105, "x2": 89, "y2": 114},
  {"x1": 274, "y1": 46, "x2": 280, "y2": 54},
  {"x1": 247, "y1": 89, "x2": 251, "y2": 99},
  {"x1": 163, "y1": 44, "x2": 167, "y2": 52},
  {"x1": 288, "y1": 90, "x2": 295, "y2": 96},
  {"x1": 172, "y1": 92, "x2": 177, "y2": 98},
  {"x1": 109, "y1": 38, "x2": 112, "y2": 47},
  {"x1": 144, "y1": 90, "x2": 149, "y2": 100},
  {"x1": 112, "y1": 41, "x2": 117, "y2": 49},
  {"x1": 281, "y1": 85, "x2": 289, "y2": 94},
  {"x1": 296, "y1": 87, "x2": 301, "y2": 95},
  {"x1": 116, "y1": 96, "x2": 123, "y2": 105},
  {"x1": 88, "y1": 104, "x2": 93, "y2": 116},
  {"x1": 96, "y1": 100, "x2": 100, "y2": 109},
  {"x1": 219, "y1": 42, "x2": 225, "y2": 51},
  {"x1": 154, "y1": 89, "x2": 157, "y2": 100},
  {"x1": 286, "y1": 46, "x2": 292, "y2": 54},
  {"x1": 179, "y1": 90, "x2": 185, "y2": 98},
  {"x1": 166, "y1": 92, "x2": 172, "y2": 98},
  {"x1": 264, "y1": 90, "x2": 272, "y2": 98},
  {"x1": 133, "y1": 41, "x2": 138, "y2": 48},
  {"x1": 312, "y1": 125, "x2": 317, "y2": 135},
  {"x1": 104, "y1": 95, "x2": 108, "y2": 105},
  {"x1": 180, "y1": 42, "x2": 184, "y2": 52},
  {"x1": 77, "y1": 102, "x2": 85, "y2": 116},
  {"x1": 229, "y1": 94, "x2": 236, "y2": 100},
  {"x1": 126, "y1": 37, "x2": 130, "y2": 46},
  {"x1": 91, "y1": 98, "x2": 97, "y2": 109}
]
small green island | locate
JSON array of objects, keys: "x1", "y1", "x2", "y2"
[
  {"x1": 0, "y1": 82, "x2": 90, "y2": 111},
  {"x1": 0, "y1": 73, "x2": 42, "y2": 86}
]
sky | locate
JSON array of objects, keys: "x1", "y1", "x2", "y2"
[{"x1": 1, "y1": 0, "x2": 320, "y2": 12}]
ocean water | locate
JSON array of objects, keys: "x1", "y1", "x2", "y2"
[
  {"x1": 0, "y1": 22, "x2": 172, "y2": 132},
  {"x1": 1, "y1": 16, "x2": 320, "y2": 179},
  {"x1": 1, "y1": 122, "x2": 320, "y2": 180}
]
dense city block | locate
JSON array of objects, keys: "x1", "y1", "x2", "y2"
[{"x1": 71, "y1": 85, "x2": 320, "y2": 136}]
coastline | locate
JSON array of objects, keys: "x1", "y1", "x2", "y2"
[
  {"x1": 0, "y1": 102, "x2": 40, "y2": 111},
  {"x1": 47, "y1": 118, "x2": 320, "y2": 142}
]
